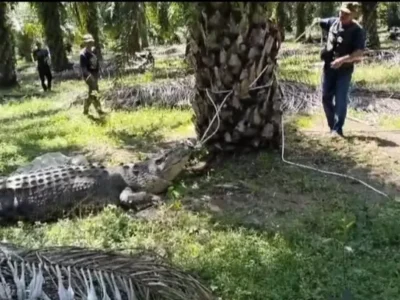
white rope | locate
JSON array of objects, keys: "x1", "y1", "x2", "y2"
[
  {"x1": 198, "y1": 90, "x2": 231, "y2": 146},
  {"x1": 198, "y1": 63, "x2": 272, "y2": 146},
  {"x1": 196, "y1": 66, "x2": 390, "y2": 199},
  {"x1": 280, "y1": 115, "x2": 389, "y2": 198}
]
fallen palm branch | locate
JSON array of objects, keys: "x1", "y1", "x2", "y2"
[
  {"x1": 70, "y1": 75, "x2": 400, "y2": 115},
  {"x1": 103, "y1": 77, "x2": 195, "y2": 110},
  {"x1": 0, "y1": 242, "x2": 214, "y2": 299}
]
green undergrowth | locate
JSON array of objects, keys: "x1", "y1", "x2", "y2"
[
  {"x1": 0, "y1": 87, "x2": 193, "y2": 174},
  {"x1": 292, "y1": 109, "x2": 400, "y2": 130},
  {"x1": 0, "y1": 49, "x2": 399, "y2": 300},
  {"x1": 278, "y1": 43, "x2": 400, "y2": 91}
]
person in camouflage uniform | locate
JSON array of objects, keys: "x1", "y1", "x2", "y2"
[{"x1": 79, "y1": 34, "x2": 104, "y2": 116}]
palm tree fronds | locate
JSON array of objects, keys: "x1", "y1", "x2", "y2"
[{"x1": 0, "y1": 243, "x2": 214, "y2": 300}]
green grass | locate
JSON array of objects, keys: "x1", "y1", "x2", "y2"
[
  {"x1": 293, "y1": 109, "x2": 400, "y2": 131},
  {"x1": 279, "y1": 42, "x2": 400, "y2": 91},
  {"x1": 0, "y1": 86, "x2": 193, "y2": 173},
  {"x1": 0, "y1": 49, "x2": 399, "y2": 299}
]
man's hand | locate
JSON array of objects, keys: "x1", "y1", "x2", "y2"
[
  {"x1": 331, "y1": 50, "x2": 364, "y2": 69},
  {"x1": 331, "y1": 57, "x2": 345, "y2": 69}
]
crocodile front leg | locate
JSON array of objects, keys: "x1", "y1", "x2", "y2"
[{"x1": 119, "y1": 187, "x2": 162, "y2": 211}]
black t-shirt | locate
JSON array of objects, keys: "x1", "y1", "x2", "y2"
[
  {"x1": 32, "y1": 48, "x2": 50, "y2": 69},
  {"x1": 319, "y1": 17, "x2": 366, "y2": 70},
  {"x1": 79, "y1": 48, "x2": 99, "y2": 76}
]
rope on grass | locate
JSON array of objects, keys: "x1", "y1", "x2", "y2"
[
  {"x1": 198, "y1": 65, "x2": 390, "y2": 199},
  {"x1": 280, "y1": 113, "x2": 390, "y2": 199}
]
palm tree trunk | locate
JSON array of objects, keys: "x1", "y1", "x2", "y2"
[
  {"x1": 361, "y1": 2, "x2": 380, "y2": 49},
  {"x1": 189, "y1": 2, "x2": 282, "y2": 152},
  {"x1": 0, "y1": 2, "x2": 17, "y2": 88},
  {"x1": 295, "y1": 2, "x2": 306, "y2": 41},
  {"x1": 82, "y1": 2, "x2": 102, "y2": 61},
  {"x1": 35, "y1": 2, "x2": 69, "y2": 72},
  {"x1": 285, "y1": 3, "x2": 293, "y2": 33},
  {"x1": 387, "y1": 3, "x2": 400, "y2": 30},
  {"x1": 139, "y1": 3, "x2": 149, "y2": 49},
  {"x1": 158, "y1": 2, "x2": 170, "y2": 45},
  {"x1": 276, "y1": 2, "x2": 286, "y2": 42},
  {"x1": 120, "y1": 2, "x2": 141, "y2": 55}
]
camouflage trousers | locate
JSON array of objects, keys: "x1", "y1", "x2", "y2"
[{"x1": 83, "y1": 73, "x2": 103, "y2": 114}]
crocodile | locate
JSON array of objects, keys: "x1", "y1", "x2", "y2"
[
  {"x1": 0, "y1": 141, "x2": 194, "y2": 224},
  {"x1": 0, "y1": 242, "x2": 214, "y2": 299}
]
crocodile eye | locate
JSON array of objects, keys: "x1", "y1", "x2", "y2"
[{"x1": 155, "y1": 158, "x2": 163, "y2": 165}]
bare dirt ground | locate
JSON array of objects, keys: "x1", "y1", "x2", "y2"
[{"x1": 303, "y1": 116, "x2": 400, "y2": 192}]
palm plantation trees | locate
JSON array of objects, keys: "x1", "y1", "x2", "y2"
[
  {"x1": 79, "y1": 2, "x2": 102, "y2": 60},
  {"x1": 361, "y1": 2, "x2": 380, "y2": 49},
  {"x1": 0, "y1": 2, "x2": 17, "y2": 88},
  {"x1": 295, "y1": 2, "x2": 306, "y2": 41},
  {"x1": 276, "y1": 2, "x2": 286, "y2": 41},
  {"x1": 33, "y1": 2, "x2": 69, "y2": 72},
  {"x1": 188, "y1": 2, "x2": 282, "y2": 152},
  {"x1": 138, "y1": 2, "x2": 149, "y2": 49}
]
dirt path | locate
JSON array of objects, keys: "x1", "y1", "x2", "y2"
[{"x1": 301, "y1": 117, "x2": 400, "y2": 195}]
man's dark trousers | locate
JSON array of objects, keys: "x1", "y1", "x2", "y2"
[
  {"x1": 38, "y1": 65, "x2": 52, "y2": 91},
  {"x1": 322, "y1": 65, "x2": 353, "y2": 135}
]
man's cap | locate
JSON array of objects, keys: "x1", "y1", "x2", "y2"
[
  {"x1": 340, "y1": 2, "x2": 359, "y2": 14},
  {"x1": 83, "y1": 34, "x2": 95, "y2": 43}
]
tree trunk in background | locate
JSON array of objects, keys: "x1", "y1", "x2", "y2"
[
  {"x1": 276, "y1": 2, "x2": 286, "y2": 41},
  {"x1": 139, "y1": 3, "x2": 149, "y2": 49},
  {"x1": 0, "y1": 2, "x2": 17, "y2": 88},
  {"x1": 295, "y1": 2, "x2": 306, "y2": 40},
  {"x1": 130, "y1": 16, "x2": 141, "y2": 53},
  {"x1": 319, "y1": 2, "x2": 336, "y2": 42},
  {"x1": 361, "y1": 2, "x2": 380, "y2": 49},
  {"x1": 35, "y1": 2, "x2": 69, "y2": 72},
  {"x1": 319, "y1": 2, "x2": 336, "y2": 18},
  {"x1": 158, "y1": 2, "x2": 170, "y2": 45},
  {"x1": 285, "y1": 3, "x2": 293, "y2": 33},
  {"x1": 82, "y1": 2, "x2": 102, "y2": 61},
  {"x1": 387, "y1": 2, "x2": 400, "y2": 30},
  {"x1": 189, "y1": 2, "x2": 282, "y2": 152}
]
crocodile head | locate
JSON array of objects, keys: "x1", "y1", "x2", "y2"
[
  {"x1": 115, "y1": 139, "x2": 195, "y2": 192},
  {"x1": 148, "y1": 139, "x2": 194, "y2": 181}
]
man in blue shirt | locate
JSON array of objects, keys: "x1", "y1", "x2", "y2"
[
  {"x1": 313, "y1": 2, "x2": 365, "y2": 137},
  {"x1": 32, "y1": 41, "x2": 52, "y2": 92},
  {"x1": 79, "y1": 34, "x2": 104, "y2": 116}
]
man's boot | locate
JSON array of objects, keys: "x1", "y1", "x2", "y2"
[
  {"x1": 83, "y1": 98, "x2": 90, "y2": 115},
  {"x1": 93, "y1": 98, "x2": 105, "y2": 116}
]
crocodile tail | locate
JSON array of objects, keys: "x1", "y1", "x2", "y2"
[{"x1": 0, "y1": 243, "x2": 214, "y2": 300}]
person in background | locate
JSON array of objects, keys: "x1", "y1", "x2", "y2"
[
  {"x1": 79, "y1": 34, "x2": 104, "y2": 116},
  {"x1": 32, "y1": 41, "x2": 52, "y2": 92},
  {"x1": 312, "y1": 2, "x2": 365, "y2": 138}
]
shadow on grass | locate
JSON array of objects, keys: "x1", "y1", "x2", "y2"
[
  {"x1": 0, "y1": 87, "x2": 51, "y2": 101},
  {"x1": 345, "y1": 135, "x2": 399, "y2": 147},
  {"x1": 167, "y1": 120, "x2": 400, "y2": 299},
  {"x1": 107, "y1": 119, "x2": 190, "y2": 153},
  {"x1": 0, "y1": 119, "x2": 83, "y2": 175},
  {"x1": 0, "y1": 107, "x2": 64, "y2": 126}
]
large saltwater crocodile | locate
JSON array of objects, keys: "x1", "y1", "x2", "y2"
[{"x1": 0, "y1": 141, "x2": 194, "y2": 224}]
